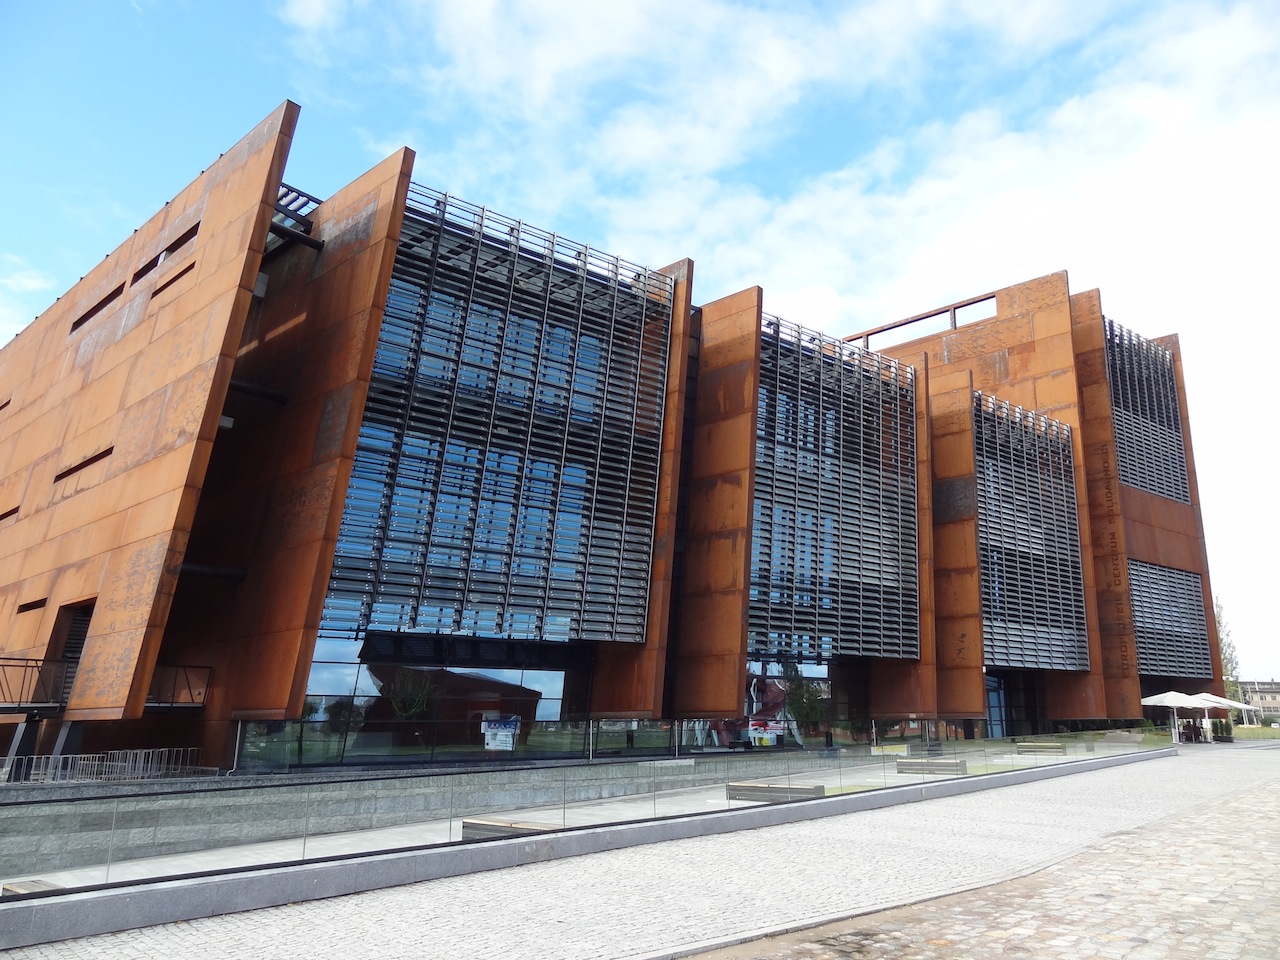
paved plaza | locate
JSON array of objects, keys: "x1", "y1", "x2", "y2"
[
  {"x1": 6, "y1": 743, "x2": 1279, "y2": 959},
  {"x1": 692, "y1": 750, "x2": 1280, "y2": 960}
]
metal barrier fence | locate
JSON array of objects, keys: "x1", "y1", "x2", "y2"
[{"x1": 5, "y1": 748, "x2": 218, "y2": 784}]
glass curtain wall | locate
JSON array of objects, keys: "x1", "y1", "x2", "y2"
[
  {"x1": 295, "y1": 185, "x2": 674, "y2": 764},
  {"x1": 749, "y1": 315, "x2": 918, "y2": 664},
  {"x1": 1104, "y1": 318, "x2": 1190, "y2": 503},
  {"x1": 1129, "y1": 559, "x2": 1212, "y2": 678},
  {"x1": 972, "y1": 393, "x2": 1089, "y2": 670}
]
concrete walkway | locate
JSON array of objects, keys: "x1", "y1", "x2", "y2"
[
  {"x1": 692, "y1": 746, "x2": 1280, "y2": 960},
  {"x1": 0, "y1": 741, "x2": 1128, "y2": 891},
  {"x1": 7, "y1": 743, "x2": 1279, "y2": 959}
]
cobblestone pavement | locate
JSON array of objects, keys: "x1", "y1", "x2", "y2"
[
  {"x1": 7, "y1": 744, "x2": 1280, "y2": 960},
  {"x1": 690, "y1": 752, "x2": 1280, "y2": 960}
]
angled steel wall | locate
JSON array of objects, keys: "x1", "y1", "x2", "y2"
[{"x1": 0, "y1": 102, "x2": 300, "y2": 732}]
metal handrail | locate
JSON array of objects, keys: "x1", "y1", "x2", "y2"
[
  {"x1": 1, "y1": 659, "x2": 210, "y2": 710},
  {"x1": 0, "y1": 658, "x2": 69, "y2": 710},
  {"x1": 147, "y1": 664, "x2": 211, "y2": 707}
]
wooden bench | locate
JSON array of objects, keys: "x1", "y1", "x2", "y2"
[
  {"x1": 1015, "y1": 741, "x2": 1067, "y2": 755},
  {"x1": 2, "y1": 879, "x2": 63, "y2": 897},
  {"x1": 460, "y1": 816, "x2": 561, "y2": 840},
  {"x1": 895, "y1": 758, "x2": 968, "y2": 776},
  {"x1": 726, "y1": 781, "x2": 827, "y2": 803}
]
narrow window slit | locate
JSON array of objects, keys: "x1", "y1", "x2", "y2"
[
  {"x1": 70, "y1": 285, "x2": 124, "y2": 334},
  {"x1": 151, "y1": 261, "x2": 196, "y2": 298},
  {"x1": 131, "y1": 221, "x2": 201, "y2": 286},
  {"x1": 54, "y1": 446, "x2": 114, "y2": 483}
]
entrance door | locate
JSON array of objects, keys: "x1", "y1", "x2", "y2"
[{"x1": 985, "y1": 673, "x2": 1007, "y2": 739}]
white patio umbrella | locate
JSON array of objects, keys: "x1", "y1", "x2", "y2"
[
  {"x1": 1192, "y1": 692, "x2": 1255, "y2": 725},
  {"x1": 1192, "y1": 692, "x2": 1252, "y2": 710},
  {"x1": 1140, "y1": 691, "x2": 1204, "y2": 742}
]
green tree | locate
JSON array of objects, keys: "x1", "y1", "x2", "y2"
[
  {"x1": 1215, "y1": 595, "x2": 1242, "y2": 704},
  {"x1": 323, "y1": 698, "x2": 365, "y2": 735},
  {"x1": 781, "y1": 662, "x2": 828, "y2": 730},
  {"x1": 384, "y1": 667, "x2": 440, "y2": 720}
]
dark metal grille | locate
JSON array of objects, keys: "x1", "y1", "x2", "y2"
[
  {"x1": 1128, "y1": 558, "x2": 1211, "y2": 678},
  {"x1": 1104, "y1": 318, "x2": 1190, "y2": 503},
  {"x1": 973, "y1": 395, "x2": 1089, "y2": 670},
  {"x1": 265, "y1": 183, "x2": 323, "y2": 255},
  {"x1": 749, "y1": 314, "x2": 918, "y2": 662},
  {"x1": 312, "y1": 185, "x2": 673, "y2": 680}
]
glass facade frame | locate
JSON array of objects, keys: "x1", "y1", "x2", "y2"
[
  {"x1": 1128, "y1": 558, "x2": 1212, "y2": 678},
  {"x1": 309, "y1": 186, "x2": 675, "y2": 713},
  {"x1": 972, "y1": 393, "x2": 1089, "y2": 671},
  {"x1": 1104, "y1": 318, "x2": 1191, "y2": 503},
  {"x1": 748, "y1": 314, "x2": 919, "y2": 662}
]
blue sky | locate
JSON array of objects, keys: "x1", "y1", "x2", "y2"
[{"x1": 2, "y1": 0, "x2": 1278, "y2": 682}]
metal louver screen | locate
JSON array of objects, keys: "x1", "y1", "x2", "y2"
[
  {"x1": 1104, "y1": 318, "x2": 1190, "y2": 503},
  {"x1": 314, "y1": 185, "x2": 673, "y2": 663},
  {"x1": 973, "y1": 394, "x2": 1089, "y2": 671},
  {"x1": 749, "y1": 314, "x2": 919, "y2": 662},
  {"x1": 1128, "y1": 558, "x2": 1212, "y2": 678}
]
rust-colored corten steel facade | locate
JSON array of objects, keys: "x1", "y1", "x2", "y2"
[
  {"x1": 589, "y1": 258, "x2": 695, "y2": 720},
  {"x1": 849, "y1": 271, "x2": 1222, "y2": 727},
  {"x1": 0, "y1": 103, "x2": 415, "y2": 762},
  {"x1": 156, "y1": 145, "x2": 415, "y2": 760},
  {"x1": 0, "y1": 102, "x2": 304, "y2": 746},
  {"x1": 1, "y1": 104, "x2": 1222, "y2": 768},
  {"x1": 674, "y1": 287, "x2": 762, "y2": 717},
  {"x1": 0, "y1": 104, "x2": 699, "y2": 766}
]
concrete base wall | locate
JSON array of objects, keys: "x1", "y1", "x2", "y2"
[
  {"x1": 0, "y1": 748, "x2": 1173, "y2": 950},
  {"x1": 0, "y1": 752, "x2": 889, "y2": 875}
]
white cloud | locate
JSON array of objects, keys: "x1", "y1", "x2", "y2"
[
  {"x1": 278, "y1": 0, "x2": 349, "y2": 33},
  {"x1": 845, "y1": 9, "x2": 1275, "y2": 678},
  {"x1": 571, "y1": 1, "x2": 1280, "y2": 676},
  {"x1": 271, "y1": 0, "x2": 1280, "y2": 675},
  {"x1": 286, "y1": 0, "x2": 1126, "y2": 219},
  {"x1": 0, "y1": 266, "x2": 55, "y2": 297},
  {"x1": 0, "y1": 255, "x2": 54, "y2": 344}
]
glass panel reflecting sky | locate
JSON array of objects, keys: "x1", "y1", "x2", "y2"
[{"x1": 310, "y1": 187, "x2": 673, "y2": 689}]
